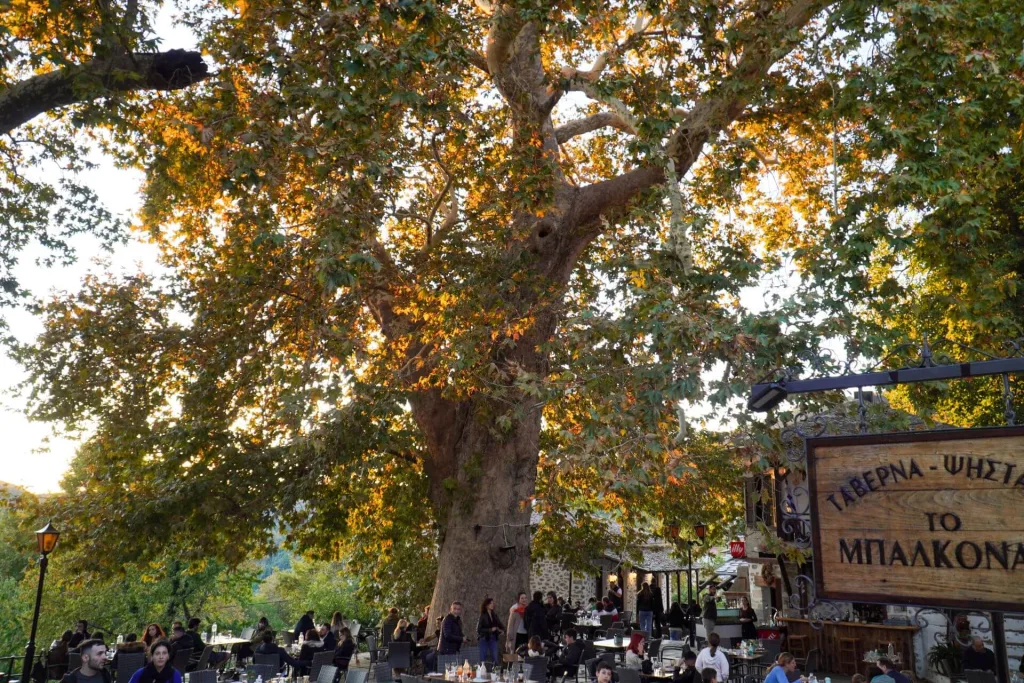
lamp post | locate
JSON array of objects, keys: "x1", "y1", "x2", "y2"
[
  {"x1": 688, "y1": 523, "x2": 706, "y2": 646},
  {"x1": 21, "y1": 522, "x2": 60, "y2": 683}
]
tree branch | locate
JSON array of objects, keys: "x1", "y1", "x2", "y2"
[
  {"x1": 573, "y1": 0, "x2": 831, "y2": 231},
  {"x1": 554, "y1": 111, "x2": 636, "y2": 144},
  {"x1": 484, "y1": 4, "x2": 526, "y2": 77},
  {"x1": 0, "y1": 49, "x2": 210, "y2": 135}
]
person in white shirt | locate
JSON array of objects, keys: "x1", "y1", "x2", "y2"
[{"x1": 694, "y1": 633, "x2": 728, "y2": 683}]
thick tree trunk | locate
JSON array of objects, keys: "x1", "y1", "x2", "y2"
[{"x1": 415, "y1": 393, "x2": 542, "y2": 647}]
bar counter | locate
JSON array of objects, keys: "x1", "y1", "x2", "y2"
[{"x1": 777, "y1": 617, "x2": 919, "y2": 675}]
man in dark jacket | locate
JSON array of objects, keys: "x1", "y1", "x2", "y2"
[
  {"x1": 169, "y1": 625, "x2": 196, "y2": 663},
  {"x1": 550, "y1": 629, "x2": 585, "y2": 679},
  {"x1": 320, "y1": 624, "x2": 338, "y2": 651},
  {"x1": 293, "y1": 610, "x2": 316, "y2": 639},
  {"x1": 188, "y1": 617, "x2": 229, "y2": 666},
  {"x1": 963, "y1": 639, "x2": 997, "y2": 674},
  {"x1": 525, "y1": 592, "x2": 550, "y2": 640},
  {"x1": 61, "y1": 640, "x2": 111, "y2": 683},
  {"x1": 255, "y1": 631, "x2": 303, "y2": 672},
  {"x1": 439, "y1": 602, "x2": 467, "y2": 655}
]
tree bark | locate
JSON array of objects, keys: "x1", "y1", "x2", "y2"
[
  {"x1": 420, "y1": 397, "x2": 541, "y2": 640},
  {"x1": 0, "y1": 49, "x2": 209, "y2": 135}
]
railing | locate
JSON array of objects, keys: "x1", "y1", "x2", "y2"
[{"x1": 0, "y1": 652, "x2": 49, "y2": 683}]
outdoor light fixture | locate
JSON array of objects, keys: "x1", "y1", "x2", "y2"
[
  {"x1": 747, "y1": 379, "x2": 789, "y2": 412},
  {"x1": 667, "y1": 524, "x2": 680, "y2": 540},
  {"x1": 35, "y1": 522, "x2": 59, "y2": 555},
  {"x1": 22, "y1": 521, "x2": 59, "y2": 683},
  {"x1": 693, "y1": 523, "x2": 707, "y2": 541}
]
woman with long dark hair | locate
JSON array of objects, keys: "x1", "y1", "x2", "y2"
[
  {"x1": 127, "y1": 641, "x2": 183, "y2": 683},
  {"x1": 636, "y1": 583, "x2": 655, "y2": 635},
  {"x1": 141, "y1": 624, "x2": 166, "y2": 650},
  {"x1": 477, "y1": 597, "x2": 504, "y2": 664}
]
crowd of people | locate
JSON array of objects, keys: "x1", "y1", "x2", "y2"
[{"x1": 41, "y1": 601, "x2": 1015, "y2": 683}]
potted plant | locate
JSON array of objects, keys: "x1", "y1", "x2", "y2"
[{"x1": 927, "y1": 642, "x2": 963, "y2": 677}]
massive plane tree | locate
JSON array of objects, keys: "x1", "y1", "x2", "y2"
[{"x1": 13, "y1": 0, "x2": 1024, "y2": 615}]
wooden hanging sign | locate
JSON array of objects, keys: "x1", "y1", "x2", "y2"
[{"x1": 807, "y1": 426, "x2": 1024, "y2": 611}]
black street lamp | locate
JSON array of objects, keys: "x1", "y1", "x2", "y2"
[
  {"x1": 687, "y1": 524, "x2": 707, "y2": 646},
  {"x1": 21, "y1": 522, "x2": 60, "y2": 683}
]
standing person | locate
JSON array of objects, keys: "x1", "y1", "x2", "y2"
[
  {"x1": 764, "y1": 654, "x2": 798, "y2": 683},
  {"x1": 525, "y1": 591, "x2": 551, "y2": 640},
  {"x1": 545, "y1": 592, "x2": 563, "y2": 633},
  {"x1": 738, "y1": 597, "x2": 758, "y2": 641},
  {"x1": 624, "y1": 633, "x2": 647, "y2": 670},
  {"x1": 636, "y1": 583, "x2": 656, "y2": 636},
  {"x1": 607, "y1": 578, "x2": 623, "y2": 611},
  {"x1": 477, "y1": 597, "x2": 504, "y2": 664},
  {"x1": 69, "y1": 621, "x2": 91, "y2": 649},
  {"x1": 331, "y1": 612, "x2": 346, "y2": 637},
  {"x1": 651, "y1": 578, "x2": 665, "y2": 638},
  {"x1": 439, "y1": 601, "x2": 467, "y2": 655},
  {"x1": 506, "y1": 592, "x2": 529, "y2": 653},
  {"x1": 381, "y1": 608, "x2": 401, "y2": 647},
  {"x1": 667, "y1": 602, "x2": 687, "y2": 633},
  {"x1": 293, "y1": 610, "x2": 316, "y2": 639},
  {"x1": 126, "y1": 641, "x2": 183, "y2": 683},
  {"x1": 701, "y1": 586, "x2": 718, "y2": 637},
  {"x1": 695, "y1": 633, "x2": 728, "y2": 683},
  {"x1": 61, "y1": 639, "x2": 110, "y2": 683}
]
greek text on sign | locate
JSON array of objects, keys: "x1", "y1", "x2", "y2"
[{"x1": 807, "y1": 427, "x2": 1024, "y2": 611}]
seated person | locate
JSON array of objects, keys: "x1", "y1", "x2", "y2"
[
  {"x1": 624, "y1": 633, "x2": 647, "y2": 671},
  {"x1": 672, "y1": 650, "x2": 698, "y2": 683},
  {"x1": 255, "y1": 630, "x2": 303, "y2": 672},
  {"x1": 963, "y1": 638, "x2": 996, "y2": 673},
  {"x1": 168, "y1": 626, "x2": 195, "y2": 663},
  {"x1": 333, "y1": 628, "x2": 357, "y2": 671},
  {"x1": 550, "y1": 629, "x2": 584, "y2": 679},
  {"x1": 112, "y1": 634, "x2": 146, "y2": 669},
  {"x1": 320, "y1": 624, "x2": 338, "y2": 652},
  {"x1": 873, "y1": 658, "x2": 910, "y2": 683},
  {"x1": 701, "y1": 668, "x2": 718, "y2": 683},
  {"x1": 297, "y1": 629, "x2": 324, "y2": 676},
  {"x1": 595, "y1": 660, "x2": 614, "y2": 683},
  {"x1": 187, "y1": 618, "x2": 229, "y2": 667},
  {"x1": 764, "y1": 654, "x2": 798, "y2": 683},
  {"x1": 516, "y1": 636, "x2": 548, "y2": 659}
]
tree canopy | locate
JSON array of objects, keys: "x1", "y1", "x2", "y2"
[{"x1": 9, "y1": 0, "x2": 1024, "y2": 614}]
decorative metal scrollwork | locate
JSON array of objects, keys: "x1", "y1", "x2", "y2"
[
  {"x1": 790, "y1": 574, "x2": 845, "y2": 628},
  {"x1": 912, "y1": 608, "x2": 993, "y2": 647}
]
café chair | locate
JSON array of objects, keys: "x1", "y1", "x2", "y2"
[
  {"x1": 317, "y1": 665, "x2": 340, "y2": 683},
  {"x1": 188, "y1": 670, "x2": 218, "y2": 683}
]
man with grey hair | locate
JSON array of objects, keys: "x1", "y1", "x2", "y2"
[{"x1": 962, "y1": 637, "x2": 996, "y2": 673}]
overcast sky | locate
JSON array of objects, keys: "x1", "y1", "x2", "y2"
[{"x1": 0, "y1": 8, "x2": 196, "y2": 493}]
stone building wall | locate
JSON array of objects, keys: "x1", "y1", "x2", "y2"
[{"x1": 529, "y1": 558, "x2": 595, "y2": 605}]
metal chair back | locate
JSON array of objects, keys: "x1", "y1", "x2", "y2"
[
  {"x1": 619, "y1": 612, "x2": 632, "y2": 626},
  {"x1": 965, "y1": 671, "x2": 997, "y2": 683},
  {"x1": 524, "y1": 656, "x2": 547, "y2": 682},
  {"x1": 317, "y1": 665, "x2": 339, "y2": 683},
  {"x1": 254, "y1": 654, "x2": 280, "y2": 668},
  {"x1": 189, "y1": 670, "x2": 218, "y2": 683},
  {"x1": 282, "y1": 632, "x2": 295, "y2": 647},
  {"x1": 195, "y1": 646, "x2": 214, "y2": 671},
  {"x1": 117, "y1": 652, "x2": 146, "y2": 683},
  {"x1": 241, "y1": 628, "x2": 255, "y2": 641},
  {"x1": 346, "y1": 671, "x2": 369, "y2": 683},
  {"x1": 759, "y1": 639, "x2": 781, "y2": 660},
  {"x1": 435, "y1": 655, "x2": 460, "y2": 674},
  {"x1": 387, "y1": 641, "x2": 412, "y2": 670},
  {"x1": 172, "y1": 648, "x2": 192, "y2": 675},
  {"x1": 373, "y1": 662, "x2": 394, "y2": 683},
  {"x1": 400, "y1": 675, "x2": 419, "y2": 683},
  {"x1": 311, "y1": 651, "x2": 337, "y2": 682},
  {"x1": 615, "y1": 668, "x2": 641, "y2": 683},
  {"x1": 247, "y1": 664, "x2": 278, "y2": 681},
  {"x1": 367, "y1": 634, "x2": 379, "y2": 664},
  {"x1": 647, "y1": 639, "x2": 661, "y2": 660},
  {"x1": 802, "y1": 649, "x2": 821, "y2": 673}
]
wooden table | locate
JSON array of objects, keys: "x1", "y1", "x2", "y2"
[{"x1": 777, "y1": 618, "x2": 919, "y2": 674}]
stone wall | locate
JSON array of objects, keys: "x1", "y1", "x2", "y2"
[{"x1": 529, "y1": 558, "x2": 595, "y2": 605}]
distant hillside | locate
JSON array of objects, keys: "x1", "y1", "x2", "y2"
[{"x1": 0, "y1": 481, "x2": 26, "y2": 501}]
